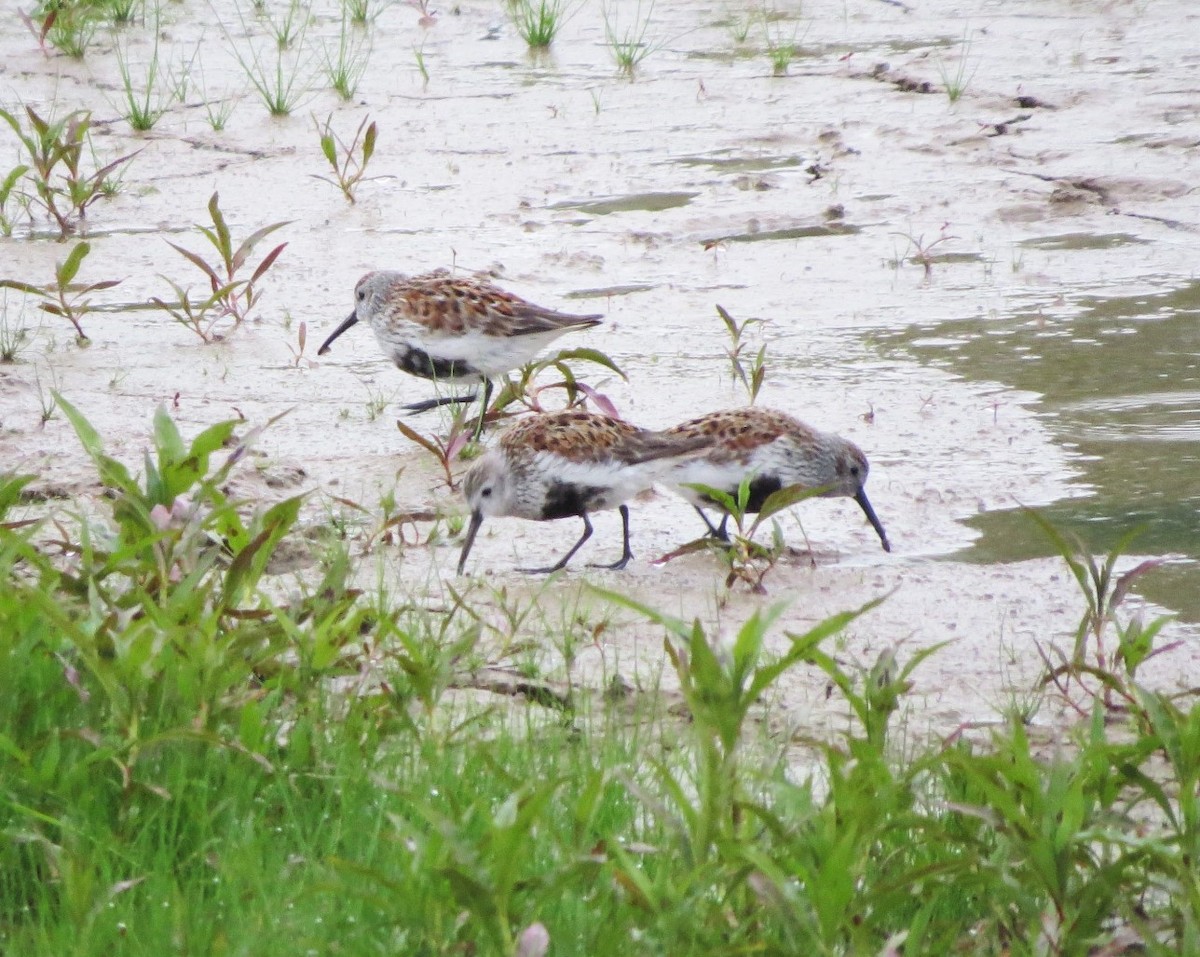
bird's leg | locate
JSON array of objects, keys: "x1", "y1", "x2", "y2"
[
  {"x1": 402, "y1": 394, "x2": 479, "y2": 415},
  {"x1": 694, "y1": 506, "x2": 731, "y2": 542},
  {"x1": 519, "y1": 513, "x2": 593, "y2": 574},
  {"x1": 471, "y1": 379, "x2": 494, "y2": 442},
  {"x1": 589, "y1": 504, "x2": 633, "y2": 570}
]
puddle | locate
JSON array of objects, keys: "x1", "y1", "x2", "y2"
[
  {"x1": 669, "y1": 152, "x2": 806, "y2": 173},
  {"x1": 549, "y1": 192, "x2": 698, "y2": 215},
  {"x1": 1019, "y1": 232, "x2": 1152, "y2": 251},
  {"x1": 880, "y1": 280, "x2": 1200, "y2": 620},
  {"x1": 705, "y1": 223, "x2": 862, "y2": 245}
]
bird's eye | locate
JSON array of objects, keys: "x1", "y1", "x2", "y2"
[
  {"x1": 850, "y1": 466, "x2": 860, "y2": 476},
  {"x1": 481, "y1": 486, "x2": 493, "y2": 498},
  {"x1": 356, "y1": 289, "x2": 366, "y2": 301}
]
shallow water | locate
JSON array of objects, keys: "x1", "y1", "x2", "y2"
[{"x1": 882, "y1": 279, "x2": 1200, "y2": 619}]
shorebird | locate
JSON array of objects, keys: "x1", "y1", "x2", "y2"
[
  {"x1": 665, "y1": 407, "x2": 891, "y2": 551},
  {"x1": 457, "y1": 409, "x2": 713, "y2": 574},
  {"x1": 318, "y1": 270, "x2": 602, "y2": 437}
]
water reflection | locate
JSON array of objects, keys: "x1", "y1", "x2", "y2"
[{"x1": 881, "y1": 278, "x2": 1200, "y2": 620}]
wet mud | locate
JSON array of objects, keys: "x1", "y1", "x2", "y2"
[{"x1": 2, "y1": 0, "x2": 1199, "y2": 734}]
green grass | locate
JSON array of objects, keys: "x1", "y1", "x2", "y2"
[
  {"x1": 2, "y1": 402, "x2": 1199, "y2": 955},
  {"x1": 506, "y1": 0, "x2": 572, "y2": 48}
]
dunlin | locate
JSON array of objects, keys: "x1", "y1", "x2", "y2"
[
  {"x1": 318, "y1": 270, "x2": 602, "y2": 433},
  {"x1": 665, "y1": 407, "x2": 891, "y2": 552},
  {"x1": 457, "y1": 409, "x2": 712, "y2": 575}
]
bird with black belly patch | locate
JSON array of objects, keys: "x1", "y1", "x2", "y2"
[
  {"x1": 664, "y1": 407, "x2": 891, "y2": 552},
  {"x1": 318, "y1": 270, "x2": 602, "y2": 437},
  {"x1": 457, "y1": 409, "x2": 714, "y2": 575}
]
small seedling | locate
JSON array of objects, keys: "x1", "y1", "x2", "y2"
[
  {"x1": 413, "y1": 42, "x2": 430, "y2": 85},
  {"x1": 195, "y1": 64, "x2": 240, "y2": 131},
  {"x1": 322, "y1": 13, "x2": 372, "y2": 99},
  {"x1": 287, "y1": 321, "x2": 315, "y2": 368},
  {"x1": 0, "y1": 241, "x2": 120, "y2": 342},
  {"x1": 0, "y1": 292, "x2": 32, "y2": 363},
  {"x1": 889, "y1": 223, "x2": 959, "y2": 279},
  {"x1": 602, "y1": 0, "x2": 661, "y2": 75},
  {"x1": 716, "y1": 304, "x2": 766, "y2": 403},
  {"x1": 936, "y1": 28, "x2": 977, "y2": 104},
  {"x1": 507, "y1": 0, "x2": 572, "y2": 48},
  {"x1": 404, "y1": 0, "x2": 438, "y2": 27},
  {"x1": 0, "y1": 106, "x2": 139, "y2": 239},
  {"x1": 762, "y1": 13, "x2": 799, "y2": 76},
  {"x1": 397, "y1": 414, "x2": 473, "y2": 490},
  {"x1": 115, "y1": 30, "x2": 170, "y2": 131},
  {"x1": 164, "y1": 191, "x2": 289, "y2": 327},
  {"x1": 313, "y1": 113, "x2": 377, "y2": 203},
  {"x1": 149, "y1": 277, "x2": 242, "y2": 343}
]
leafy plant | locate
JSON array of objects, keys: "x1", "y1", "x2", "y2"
[
  {"x1": 0, "y1": 107, "x2": 139, "y2": 239},
  {"x1": 162, "y1": 191, "x2": 289, "y2": 328},
  {"x1": 313, "y1": 113, "x2": 377, "y2": 203},
  {"x1": 0, "y1": 241, "x2": 120, "y2": 341},
  {"x1": 487, "y1": 346, "x2": 627, "y2": 422},
  {"x1": 1027, "y1": 511, "x2": 1179, "y2": 715},
  {"x1": 149, "y1": 276, "x2": 243, "y2": 343},
  {"x1": 658, "y1": 477, "x2": 822, "y2": 593},
  {"x1": 716, "y1": 303, "x2": 766, "y2": 403},
  {"x1": 26, "y1": 0, "x2": 99, "y2": 57}
]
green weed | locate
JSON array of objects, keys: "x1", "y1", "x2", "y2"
[
  {"x1": 0, "y1": 107, "x2": 139, "y2": 239},
  {"x1": 313, "y1": 113, "x2": 377, "y2": 203},
  {"x1": 602, "y1": 0, "x2": 660, "y2": 75},
  {"x1": 115, "y1": 29, "x2": 170, "y2": 131},
  {"x1": 0, "y1": 241, "x2": 120, "y2": 341},
  {"x1": 507, "y1": 0, "x2": 572, "y2": 48},
  {"x1": 322, "y1": 11, "x2": 372, "y2": 98},
  {"x1": 716, "y1": 303, "x2": 766, "y2": 403},
  {"x1": 936, "y1": 28, "x2": 977, "y2": 103},
  {"x1": 161, "y1": 191, "x2": 289, "y2": 328}
]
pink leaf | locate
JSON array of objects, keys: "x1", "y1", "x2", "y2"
[{"x1": 574, "y1": 382, "x2": 621, "y2": 419}]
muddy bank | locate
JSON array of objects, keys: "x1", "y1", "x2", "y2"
[{"x1": 2, "y1": 0, "x2": 1198, "y2": 733}]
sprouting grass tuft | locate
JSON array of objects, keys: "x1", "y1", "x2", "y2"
[
  {"x1": 322, "y1": 11, "x2": 372, "y2": 99},
  {"x1": 506, "y1": 0, "x2": 572, "y2": 48},
  {"x1": 602, "y1": 0, "x2": 661, "y2": 75},
  {"x1": 937, "y1": 27, "x2": 977, "y2": 103},
  {"x1": 115, "y1": 30, "x2": 170, "y2": 131}
]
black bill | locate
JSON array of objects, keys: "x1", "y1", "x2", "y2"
[
  {"x1": 854, "y1": 488, "x2": 891, "y2": 552},
  {"x1": 317, "y1": 311, "x2": 358, "y2": 356},
  {"x1": 457, "y1": 510, "x2": 485, "y2": 575}
]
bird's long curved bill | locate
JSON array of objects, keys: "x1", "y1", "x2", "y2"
[
  {"x1": 317, "y1": 311, "x2": 358, "y2": 356},
  {"x1": 457, "y1": 511, "x2": 485, "y2": 574},
  {"x1": 854, "y1": 488, "x2": 891, "y2": 552}
]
